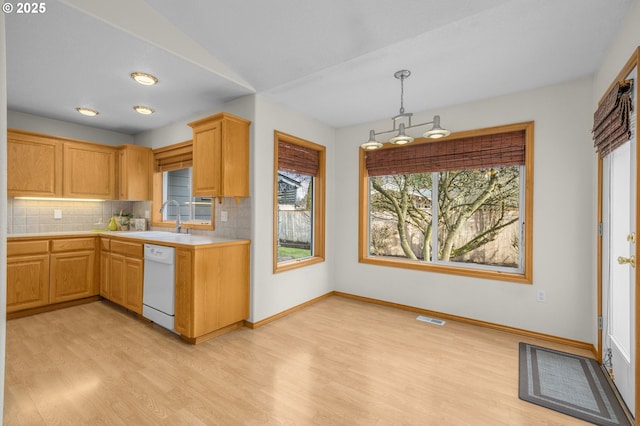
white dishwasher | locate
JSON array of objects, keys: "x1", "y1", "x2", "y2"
[{"x1": 143, "y1": 244, "x2": 176, "y2": 332}]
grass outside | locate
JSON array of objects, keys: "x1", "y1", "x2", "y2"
[{"x1": 277, "y1": 246, "x2": 311, "y2": 261}]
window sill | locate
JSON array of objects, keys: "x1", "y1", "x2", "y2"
[
  {"x1": 274, "y1": 255, "x2": 325, "y2": 273},
  {"x1": 359, "y1": 256, "x2": 532, "y2": 284}
]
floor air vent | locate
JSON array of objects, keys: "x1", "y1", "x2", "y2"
[{"x1": 416, "y1": 315, "x2": 445, "y2": 326}]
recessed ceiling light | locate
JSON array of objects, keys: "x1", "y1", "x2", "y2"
[
  {"x1": 131, "y1": 72, "x2": 158, "y2": 86},
  {"x1": 133, "y1": 105, "x2": 155, "y2": 115},
  {"x1": 76, "y1": 107, "x2": 99, "y2": 116}
]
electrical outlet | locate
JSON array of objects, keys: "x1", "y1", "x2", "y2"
[
  {"x1": 53, "y1": 209, "x2": 62, "y2": 220},
  {"x1": 144, "y1": 210, "x2": 150, "y2": 219},
  {"x1": 221, "y1": 211, "x2": 228, "y2": 222},
  {"x1": 536, "y1": 290, "x2": 546, "y2": 303}
]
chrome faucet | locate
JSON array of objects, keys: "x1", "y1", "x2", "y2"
[{"x1": 160, "y1": 199, "x2": 182, "y2": 234}]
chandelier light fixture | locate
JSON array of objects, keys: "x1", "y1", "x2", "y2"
[{"x1": 361, "y1": 69, "x2": 451, "y2": 151}]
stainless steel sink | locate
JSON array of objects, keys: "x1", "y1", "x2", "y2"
[
  {"x1": 113, "y1": 231, "x2": 172, "y2": 237},
  {"x1": 111, "y1": 231, "x2": 190, "y2": 238}
]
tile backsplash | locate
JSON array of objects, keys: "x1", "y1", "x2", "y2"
[
  {"x1": 6, "y1": 197, "x2": 251, "y2": 239},
  {"x1": 6, "y1": 198, "x2": 135, "y2": 234}
]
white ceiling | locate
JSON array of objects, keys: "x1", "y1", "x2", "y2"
[{"x1": 5, "y1": 0, "x2": 634, "y2": 135}]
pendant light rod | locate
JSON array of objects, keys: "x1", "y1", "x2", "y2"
[
  {"x1": 395, "y1": 69, "x2": 410, "y2": 115},
  {"x1": 361, "y1": 69, "x2": 451, "y2": 150}
]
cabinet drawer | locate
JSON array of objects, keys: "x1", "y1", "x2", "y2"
[
  {"x1": 111, "y1": 240, "x2": 143, "y2": 258},
  {"x1": 7, "y1": 240, "x2": 49, "y2": 256},
  {"x1": 51, "y1": 238, "x2": 96, "y2": 253},
  {"x1": 100, "y1": 237, "x2": 111, "y2": 251}
]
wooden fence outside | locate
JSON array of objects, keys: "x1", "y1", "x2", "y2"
[{"x1": 278, "y1": 210, "x2": 311, "y2": 245}]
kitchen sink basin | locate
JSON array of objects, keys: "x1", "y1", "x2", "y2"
[
  {"x1": 115, "y1": 231, "x2": 172, "y2": 237},
  {"x1": 112, "y1": 231, "x2": 191, "y2": 238}
]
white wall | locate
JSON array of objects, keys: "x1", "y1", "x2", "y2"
[
  {"x1": 1, "y1": 12, "x2": 7, "y2": 419},
  {"x1": 133, "y1": 96, "x2": 256, "y2": 149},
  {"x1": 333, "y1": 77, "x2": 595, "y2": 343},
  {"x1": 133, "y1": 94, "x2": 337, "y2": 323},
  {"x1": 250, "y1": 95, "x2": 335, "y2": 322},
  {"x1": 7, "y1": 110, "x2": 133, "y2": 146},
  {"x1": 593, "y1": 0, "x2": 640, "y2": 102}
]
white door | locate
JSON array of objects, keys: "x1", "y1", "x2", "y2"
[
  {"x1": 602, "y1": 68, "x2": 637, "y2": 415},
  {"x1": 603, "y1": 138, "x2": 636, "y2": 414}
]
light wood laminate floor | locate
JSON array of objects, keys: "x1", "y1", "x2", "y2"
[{"x1": 4, "y1": 296, "x2": 593, "y2": 425}]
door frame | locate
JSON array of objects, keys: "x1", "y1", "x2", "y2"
[{"x1": 597, "y1": 46, "x2": 640, "y2": 419}]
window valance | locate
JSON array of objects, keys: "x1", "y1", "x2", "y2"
[
  {"x1": 365, "y1": 130, "x2": 526, "y2": 177},
  {"x1": 278, "y1": 140, "x2": 320, "y2": 176},
  {"x1": 153, "y1": 140, "x2": 193, "y2": 172},
  {"x1": 593, "y1": 79, "x2": 634, "y2": 156}
]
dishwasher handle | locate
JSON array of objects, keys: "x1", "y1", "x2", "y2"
[{"x1": 144, "y1": 244, "x2": 175, "y2": 265}]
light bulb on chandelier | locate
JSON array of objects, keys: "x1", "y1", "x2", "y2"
[{"x1": 361, "y1": 70, "x2": 450, "y2": 150}]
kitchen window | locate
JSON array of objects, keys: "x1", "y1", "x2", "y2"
[
  {"x1": 359, "y1": 121, "x2": 534, "y2": 283},
  {"x1": 152, "y1": 141, "x2": 213, "y2": 230},
  {"x1": 274, "y1": 131, "x2": 326, "y2": 272}
]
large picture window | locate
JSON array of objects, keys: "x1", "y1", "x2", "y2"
[
  {"x1": 359, "y1": 122, "x2": 534, "y2": 283},
  {"x1": 274, "y1": 131, "x2": 326, "y2": 273}
]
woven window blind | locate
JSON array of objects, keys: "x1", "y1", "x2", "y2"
[
  {"x1": 366, "y1": 130, "x2": 526, "y2": 177},
  {"x1": 593, "y1": 79, "x2": 634, "y2": 156},
  {"x1": 278, "y1": 140, "x2": 319, "y2": 176},
  {"x1": 154, "y1": 141, "x2": 193, "y2": 172}
]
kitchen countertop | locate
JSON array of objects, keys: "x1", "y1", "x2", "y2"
[{"x1": 7, "y1": 230, "x2": 250, "y2": 248}]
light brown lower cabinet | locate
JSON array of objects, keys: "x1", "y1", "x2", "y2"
[
  {"x1": 100, "y1": 238, "x2": 110, "y2": 298},
  {"x1": 175, "y1": 241, "x2": 250, "y2": 344},
  {"x1": 174, "y1": 249, "x2": 193, "y2": 335},
  {"x1": 6, "y1": 239, "x2": 50, "y2": 313},
  {"x1": 50, "y1": 238, "x2": 97, "y2": 304},
  {"x1": 6, "y1": 236, "x2": 100, "y2": 317},
  {"x1": 8, "y1": 235, "x2": 249, "y2": 343},
  {"x1": 106, "y1": 239, "x2": 143, "y2": 314},
  {"x1": 124, "y1": 257, "x2": 143, "y2": 314}
]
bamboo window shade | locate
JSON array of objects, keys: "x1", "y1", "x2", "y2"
[
  {"x1": 153, "y1": 141, "x2": 193, "y2": 172},
  {"x1": 278, "y1": 140, "x2": 320, "y2": 176},
  {"x1": 593, "y1": 79, "x2": 634, "y2": 156},
  {"x1": 365, "y1": 130, "x2": 526, "y2": 177}
]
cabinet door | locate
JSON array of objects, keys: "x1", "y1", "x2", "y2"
[
  {"x1": 119, "y1": 145, "x2": 152, "y2": 200},
  {"x1": 50, "y1": 250, "x2": 96, "y2": 303},
  {"x1": 6, "y1": 254, "x2": 50, "y2": 313},
  {"x1": 220, "y1": 118, "x2": 250, "y2": 197},
  {"x1": 174, "y1": 249, "x2": 193, "y2": 336},
  {"x1": 189, "y1": 113, "x2": 250, "y2": 198},
  {"x1": 216, "y1": 244, "x2": 250, "y2": 328},
  {"x1": 100, "y1": 250, "x2": 110, "y2": 297},
  {"x1": 63, "y1": 142, "x2": 116, "y2": 199},
  {"x1": 192, "y1": 120, "x2": 222, "y2": 197},
  {"x1": 109, "y1": 253, "x2": 126, "y2": 306},
  {"x1": 124, "y1": 258, "x2": 143, "y2": 314},
  {"x1": 7, "y1": 131, "x2": 62, "y2": 197}
]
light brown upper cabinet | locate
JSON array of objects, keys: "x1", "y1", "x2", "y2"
[
  {"x1": 188, "y1": 112, "x2": 251, "y2": 198},
  {"x1": 118, "y1": 144, "x2": 153, "y2": 200},
  {"x1": 7, "y1": 129, "x2": 152, "y2": 201},
  {"x1": 7, "y1": 130, "x2": 63, "y2": 197},
  {"x1": 63, "y1": 141, "x2": 117, "y2": 200}
]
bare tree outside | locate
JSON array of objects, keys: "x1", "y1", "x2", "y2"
[{"x1": 369, "y1": 166, "x2": 521, "y2": 268}]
